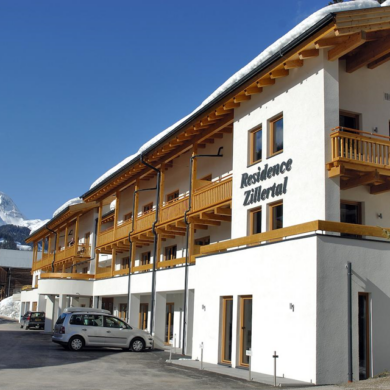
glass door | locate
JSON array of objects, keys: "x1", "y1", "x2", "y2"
[
  {"x1": 119, "y1": 303, "x2": 127, "y2": 320},
  {"x1": 221, "y1": 297, "x2": 233, "y2": 364},
  {"x1": 165, "y1": 303, "x2": 174, "y2": 345},
  {"x1": 239, "y1": 296, "x2": 252, "y2": 367}
]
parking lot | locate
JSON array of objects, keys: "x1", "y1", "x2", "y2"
[{"x1": 0, "y1": 316, "x2": 272, "y2": 390}]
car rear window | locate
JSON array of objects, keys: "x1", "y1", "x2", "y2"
[
  {"x1": 31, "y1": 312, "x2": 45, "y2": 318},
  {"x1": 56, "y1": 313, "x2": 67, "y2": 325}
]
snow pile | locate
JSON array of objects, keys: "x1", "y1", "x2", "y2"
[
  {"x1": 0, "y1": 191, "x2": 49, "y2": 232},
  {"x1": 89, "y1": 0, "x2": 385, "y2": 191},
  {"x1": 110, "y1": 199, "x2": 116, "y2": 211},
  {"x1": 0, "y1": 296, "x2": 21, "y2": 320},
  {"x1": 52, "y1": 197, "x2": 84, "y2": 218}
]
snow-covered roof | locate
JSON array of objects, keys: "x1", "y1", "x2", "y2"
[
  {"x1": 53, "y1": 197, "x2": 84, "y2": 218},
  {"x1": 89, "y1": 0, "x2": 389, "y2": 192}
]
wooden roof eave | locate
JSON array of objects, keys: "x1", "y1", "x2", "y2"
[
  {"x1": 82, "y1": 18, "x2": 337, "y2": 204},
  {"x1": 26, "y1": 202, "x2": 98, "y2": 243}
]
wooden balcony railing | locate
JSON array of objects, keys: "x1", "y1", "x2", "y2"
[
  {"x1": 135, "y1": 210, "x2": 156, "y2": 233},
  {"x1": 95, "y1": 266, "x2": 112, "y2": 279},
  {"x1": 330, "y1": 127, "x2": 390, "y2": 168},
  {"x1": 40, "y1": 273, "x2": 95, "y2": 280},
  {"x1": 97, "y1": 226, "x2": 114, "y2": 247},
  {"x1": 161, "y1": 195, "x2": 189, "y2": 224},
  {"x1": 200, "y1": 220, "x2": 390, "y2": 255},
  {"x1": 115, "y1": 219, "x2": 133, "y2": 241},
  {"x1": 192, "y1": 176, "x2": 232, "y2": 212}
]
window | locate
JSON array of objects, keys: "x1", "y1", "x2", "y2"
[
  {"x1": 249, "y1": 126, "x2": 262, "y2": 165},
  {"x1": 122, "y1": 257, "x2": 129, "y2": 270},
  {"x1": 270, "y1": 201, "x2": 283, "y2": 230},
  {"x1": 143, "y1": 203, "x2": 153, "y2": 213},
  {"x1": 340, "y1": 200, "x2": 362, "y2": 238},
  {"x1": 82, "y1": 267, "x2": 88, "y2": 274},
  {"x1": 194, "y1": 236, "x2": 210, "y2": 246},
  {"x1": 70, "y1": 314, "x2": 103, "y2": 327},
  {"x1": 249, "y1": 207, "x2": 262, "y2": 235},
  {"x1": 270, "y1": 115, "x2": 283, "y2": 156},
  {"x1": 166, "y1": 190, "x2": 179, "y2": 203},
  {"x1": 340, "y1": 110, "x2": 360, "y2": 130},
  {"x1": 124, "y1": 212, "x2": 133, "y2": 221},
  {"x1": 164, "y1": 245, "x2": 177, "y2": 261},
  {"x1": 141, "y1": 252, "x2": 151, "y2": 266},
  {"x1": 103, "y1": 316, "x2": 129, "y2": 329}
]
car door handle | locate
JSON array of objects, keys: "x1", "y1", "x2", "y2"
[
  {"x1": 106, "y1": 331, "x2": 111, "y2": 333},
  {"x1": 82, "y1": 329, "x2": 87, "y2": 331}
]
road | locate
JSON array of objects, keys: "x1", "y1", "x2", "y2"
[{"x1": 0, "y1": 316, "x2": 271, "y2": 390}]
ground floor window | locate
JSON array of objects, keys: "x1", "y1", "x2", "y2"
[
  {"x1": 165, "y1": 302, "x2": 174, "y2": 345},
  {"x1": 359, "y1": 293, "x2": 370, "y2": 380},
  {"x1": 139, "y1": 303, "x2": 148, "y2": 330},
  {"x1": 119, "y1": 303, "x2": 127, "y2": 320},
  {"x1": 239, "y1": 296, "x2": 253, "y2": 367},
  {"x1": 221, "y1": 296, "x2": 233, "y2": 364}
]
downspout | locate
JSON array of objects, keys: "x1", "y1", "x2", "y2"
[
  {"x1": 347, "y1": 262, "x2": 353, "y2": 382},
  {"x1": 45, "y1": 225, "x2": 57, "y2": 273},
  {"x1": 139, "y1": 155, "x2": 161, "y2": 336},
  {"x1": 182, "y1": 146, "x2": 223, "y2": 355}
]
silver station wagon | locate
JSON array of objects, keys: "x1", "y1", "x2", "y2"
[{"x1": 52, "y1": 308, "x2": 153, "y2": 352}]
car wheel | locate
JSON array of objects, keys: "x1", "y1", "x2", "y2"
[
  {"x1": 68, "y1": 336, "x2": 84, "y2": 351},
  {"x1": 130, "y1": 338, "x2": 145, "y2": 352}
]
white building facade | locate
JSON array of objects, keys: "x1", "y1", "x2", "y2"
[{"x1": 22, "y1": 3, "x2": 390, "y2": 385}]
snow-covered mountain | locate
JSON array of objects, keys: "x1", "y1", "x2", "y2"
[{"x1": 0, "y1": 191, "x2": 48, "y2": 232}]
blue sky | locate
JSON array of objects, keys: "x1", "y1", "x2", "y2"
[{"x1": 1, "y1": 0, "x2": 329, "y2": 220}]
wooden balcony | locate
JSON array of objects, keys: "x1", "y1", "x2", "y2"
[
  {"x1": 134, "y1": 210, "x2": 156, "y2": 234},
  {"x1": 161, "y1": 195, "x2": 189, "y2": 224},
  {"x1": 115, "y1": 219, "x2": 133, "y2": 241},
  {"x1": 327, "y1": 127, "x2": 390, "y2": 193},
  {"x1": 97, "y1": 226, "x2": 114, "y2": 247},
  {"x1": 40, "y1": 272, "x2": 95, "y2": 281},
  {"x1": 192, "y1": 175, "x2": 232, "y2": 212},
  {"x1": 200, "y1": 220, "x2": 390, "y2": 256}
]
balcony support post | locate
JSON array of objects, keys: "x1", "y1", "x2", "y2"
[
  {"x1": 64, "y1": 225, "x2": 68, "y2": 249},
  {"x1": 114, "y1": 191, "x2": 120, "y2": 234},
  {"x1": 159, "y1": 163, "x2": 165, "y2": 210},
  {"x1": 111, "y1": 247, "x2": 116, "y2": 277},
  {"x1": 75, "y1": 215, "x2": 80, "y2": 254},
  {"x1": 45, "y1": 225, "x2": 57, "y2": 273},
  {"x1": 97, "y1": 202, "x2": 103, "y2": 236}
]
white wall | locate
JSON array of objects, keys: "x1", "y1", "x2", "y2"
[
  {"x1": 316, "y1": 235, "x2": 390, "y2": 384},
  {"x1": 232, "y1": 51, "x2": 339, "y2": 239},
  {"x1": 192, "y1": 237, "x2": 318, "y2": 383}
]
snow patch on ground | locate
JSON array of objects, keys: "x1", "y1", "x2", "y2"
[
  {"x1": 89, "y1": 0, "x2": 383, "y2": 191},
  {"x1": 0, "y1": 296, "x2": 20, "y2": 320}
]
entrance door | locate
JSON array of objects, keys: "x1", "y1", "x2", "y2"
[
  {"x1": 139, "y1": 303, "x2": 148, "y2": 330},
  {"x1": 239, "y1": 296, "x2": 252, "y2": 367},
  {"x1": 359, "y1": 293, "x2": 370, "y2": 380},
  {"x1": 102, "y1": 297, "x2": 114, "y2": 314},
  {"x1": 165, "y1": 303, "x2": 174, "y2": 345},
  {"x1": 119, "y1": 303, "x2": 127, "y2": 320},
  {"x1": 221, "y1": 296, "x2": 233, "y2": 364}
]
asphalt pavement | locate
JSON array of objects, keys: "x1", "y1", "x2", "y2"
[{"x1": 0, "y1": 316, "x2": 273, "y2": 390}]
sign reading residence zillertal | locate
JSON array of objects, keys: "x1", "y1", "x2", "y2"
[{"x1": 240, "y1": 158, "x2": 293, "y2": 206}]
